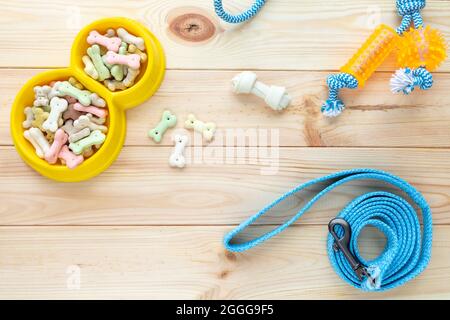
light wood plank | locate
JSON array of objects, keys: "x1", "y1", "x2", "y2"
[
  {"x1": 1, "y1": 146, "x2": 449, "y2": 226},
  {"x1": 0, "y1": 225, "x2": 449, "y2": 299},
  {"x1": 2, "y1": 69, "x2": 450, "y2": 147},
  {"x1": 0, "y1": 0, "x2": 448, "y2": 70}
]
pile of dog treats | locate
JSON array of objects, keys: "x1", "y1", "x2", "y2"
[
  {"x1": 83, "y1": 27, "x2": 147, "y2": 91},
  {"x1": 22, "y1": 77, "x2": 108, "y2": 169}
]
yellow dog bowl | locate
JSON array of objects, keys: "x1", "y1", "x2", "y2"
[{"x1": 10, "y1": 17, "x2": 165, "y2": 182}]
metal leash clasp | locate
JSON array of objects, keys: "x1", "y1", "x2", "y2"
[{"x1": 328, "y1": 218, "x2": 375, "y2": 284}]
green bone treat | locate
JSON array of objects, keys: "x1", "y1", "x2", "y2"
[
  {"x1": 87, "y1": 44, "x2": 111, "y2": 82},
  {"x1": 57, "y1": 81, "x2": 91, "y2": 107},
  {"x1": 69, "y1": 129, "x2": 106, "y2": 155},
  {"x1": 110, "y1": 42, "x2": 127, "y2": 81},
  {"x1": 148, "y1": 110, "x2": 177, "y2": 143}
]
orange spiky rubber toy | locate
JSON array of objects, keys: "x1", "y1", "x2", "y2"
[{"x1": 322, "y1": 0, "x2": 447, "y2": 117}]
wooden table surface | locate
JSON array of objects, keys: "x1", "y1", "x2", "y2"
[{"x1": 1, "y1": 0, "x2": 450, "y2": 299}]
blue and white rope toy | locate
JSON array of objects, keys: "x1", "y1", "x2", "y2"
[
  {"x1": 214, "y1": 0, "x2": 267, "y2": 24},
  {"x1": 224, "y1": 169, "x2": 432, "y2": 292}
]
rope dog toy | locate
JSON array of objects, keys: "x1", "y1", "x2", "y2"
[
  {"x1": 214, "y1": 0, "x2": 267, "y2": 23},
  {"x1": 322, "y1": 0, "x2": 447, "y2": 117},
  {"x1": 224, "y1": 169, "x2": 432, "y2": 292}
]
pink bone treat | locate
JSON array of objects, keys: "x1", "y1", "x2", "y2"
[
  {"x1": 44, "y1": 129, "x2": 68, "y2": 164},
  {"x1": 87, "y1": 30, "x2": 121, "y2": 52},
  {"x1": 73, "y1": 102, "x2": 108, "y2": 118},
  {"x1": 105, "y1": 51, "x2": 141, "y2": 70},
  {"x1": 63, "y1": 104, "x2": 84, "y2": 121},
  {"x1": 58, "y1": 145, "x2": 84, "y2": 169}
]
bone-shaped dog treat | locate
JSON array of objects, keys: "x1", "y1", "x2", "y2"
[
  {"x1": 87, "y1": 30, "x2": 122, "y2": 52},
  {"x1": 74, "y1": 115, "x2": 108, "y2": 133},
  {"x1": 62, "y1": 119, "x2": 78, "y2": 136},
  {"x1": 33, "y1": 85, "x2": 51, "y2": 107},
  {"x1": 26, "y1": 127, "x2": 50, "y2": 158},
  {"x1": 110, "y1": 43, "x2": 127, "y2": 81},
  {"x1": 63, "y1": 104, "x2": 83, "y2": 121},
  {"x1": 58, "y1": 145, "x2": 84, "y2": 169},
  {"x1": 69, "y1": 77, "x2": 84, "y2": 90},
  {"x1": 42, "y1": 97, "x2": 68, "y2": 133},
  {"x1": 82, "y1": 55, "x2": 99, "y2": 80},
  {"x1": 105, "y1": 51, "x2": 140, "y2": 70},
  {"x1": 89, "y1": 93, "x2": 106, "y2": 108},
  {"x1": 73, "y1": 102, "x2": 108, "y2": 119},
  {"x1": 169, "y1": 134, "x2": 188, "y2": 168},
  {"x1": 86, "y1": 113, "x2": 106, "y2": 125},
  {"x1": 87, "y1": 45, "x2": 111, "y2": 81},
  {"x1": 232, "y1": 71, "x2": 291, "y2": 111},
  {"x1": 44, "y1": 129, "x2": 68, "y2": 164},
  {"x1": 117, "y1": 28, "x2": 145, "y2": 51},
  {"x1": 105, "y1": 28, "x2": 116, "y2": 37},
  {"x1": 31, "y1": 107, "x2": 49, "y2": 131},
  {"x1": 64, "y1": 96, "x2": 77, "y2": 104},
  {"x1": 184, "y1": 114, "x2": 216, "y2": 142},
  {"x1": 48, "y1": 81, "x2": 62, "y2": 100},
  {"x1": 69, "y1": 129, "x2": 106, "y2": 155},
  {"x1": 128, "y1": 44, "x2": 147, "y2": 62},
  {"x1": 104, "y1": 79, "x2": 127, "y2": 92},
  {"x1": 148, "y1": 110, "x2": 177, "y2": 143},
  {"x1": 22, "y1": 107, "x2": 34, "y2": 129},
  {"x1": 123, "y1": 68, "x2": 140, "y2": 87},
  {"x1": 56, "y1": 81, "x2": 91, "y2": 107},
  {"x1": 69, "y1": 127, "x2": 90, "y2": 143}
]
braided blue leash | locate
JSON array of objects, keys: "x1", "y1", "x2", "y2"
[
  {"x1": 214, "y1": 0, "x2": 267, "y2": 23},
  {"x1": 224, "y1": 169, "x2": 432, "y2": 292},
  {"x1": 396, "y1": 0, "x2": 426, "y2": 35}
]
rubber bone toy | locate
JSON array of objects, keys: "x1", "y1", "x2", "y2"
[
  {"x1": 232, "y1": 71, "x2": 291, "y2": 111},
  {"x1": 322, "y1": 0, "x2": 447, "y2": 117},
  {"x1": 169, "y1": 134, "x2": 188, "y2": 168}
]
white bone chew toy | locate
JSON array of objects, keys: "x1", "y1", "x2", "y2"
[
  {"x1": 184, "y1": 114, "x2": 216, "y2": 142},
  {"x1": 169, "y1": 134, "x2": 188, "y2": 168},
  {"x1": 42, "y1": 97, "x2": 68, "y2": 133},
  {"x1": 232, "y1": 71, "x2": 291, "y2": 111}
]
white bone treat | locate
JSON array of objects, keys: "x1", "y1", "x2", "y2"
[
  {"x1": 86, "y1": 113, "x2": 106, "y2": 125},
  {"x1": 117, "y1": 28, "x2": 145, "y2": 51},
  {"x1": 232, "y1": 71, "x2": 291, "y2": 111},
  {"x1": 61, "y1": 119, "x2": 79, "y2": 136},
  {"x1": 104, "y1": 79, "x2": 127, "y2": 92},
  {"x1": 74, "y1": 115, "x2": 108, "y2": 133},
  {"x1": 184, "y1": 114, "x2": 216, "y2": 142},
  {"x1": 27, "y1": 127, "x2": 50, "y2": 158},
  {"x1": 90, "y1": 93, "x2": 106, "y2": 108},
  {"x1": 22, "y1": 107, "x2": 34, "y2": 129},
  {"x1": 24, "y1": 129, "x2": 44, "y2": 158},
  {"x1": 169, "y1": 134, "x2": 188, "y2": 168},
  {"x1": 69, "y1": 127, "x2": 90, "y2": 143},
  {"x1": 82, "y1": 55, "x2": 99, "y2": 80},
  {"x1": 122, "y1": 68, "x2": 140, "y2": 87},
  {"x1": 48, "y1": 81, "x2": 63, "y2": 100},
  {"x1": 42, "y1": 97, "x2": 68, "y2": 133},
  {"x1": 33, "y1": 85, "x2": 51, "y2": 107}
]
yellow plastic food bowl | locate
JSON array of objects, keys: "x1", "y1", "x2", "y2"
[{"x1": 10, "y1": 17, "x2": 165, "y2": 182}]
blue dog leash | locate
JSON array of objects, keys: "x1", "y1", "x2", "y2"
[
  {"x1": 224, "y1": 169, "x2": 433, "y2": 291},
  {"x1": 214, "y1": 0, "x2": 267, "y2": 23}
]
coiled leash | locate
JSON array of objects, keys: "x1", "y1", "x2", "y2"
[
  {"x1": 224, "y1": 169, "x2": 433, "y2": 292},
  {"x1": 214, "y1": 0, "x2": 267, "y2": 23}
]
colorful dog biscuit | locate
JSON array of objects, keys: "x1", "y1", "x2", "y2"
[
  {"x1": 22, "y1": 107, "x2": 34, "y2": 129},
  {"x1": 25, "y1": 127, "x2": 50, "y2": 158},
  {"x1": 61, "y1": 119, "x2": 79, "y2": 135},
  {"x1": 69, "y1": 130, "x2": 106, "y2": 155},
  {"x1": 31, "y1": 107, "x2": 49, "y2": 131},
  {"x1": 86, "y1": 113, "x2": 106, "y2": 125},
  {"x1": 90, "y1": 93, "x2": 106, "y2": 108},
  {"x1": 33, "y1": 85, "x2": 51, "y2": 107},
  {"x1": 56, "y1": 81, "x2": 92, "y2": 106},
  {"x1": 128, "y1": 44, "x2": 147, "y2": 62},
  {"x1": 104, "y1": 79, "x2": 127, "y2": 92},
  {"x1": 24, "y1": 129, "x2": 44, "y2": 158},
  {"x1": 69, "y1": 127, "x2": 90, "y2": 143},
  {"x1": 83, "y1": 55, "x2": 99, "y2": 80},
  {"x1": 169, "y1": 134, "x2": 188, "y2": 168},
  {"x1": 232, "y1": 71, "x2": 291, "y2": 111},
  {"x1": 42, "y1": 97, "x2": 68, "y2": 133},
  {"x1": 87, "y1": 45, "x2": 111, "y2": 81},
  {"x1": 184, "y1": 114, "x2": 216, "y2": 142},
  {"x1": 68, "y1": 77, "x2": 84, "y2": 90},
  {"x1": 48, "y1": 81, "x2": 62, "y2": 100},
  {"x1": 105, "y1": 28, "x2": 116, "y2": 37},
  {"x1": 87, "y1": 30, "x2": 122, "y2": 52},
  {"x1": 63, "y1": 104, "x2": 83, "y2": 121},
  {"x1": 58, "y1": 145, "x2": 84, "y2": 169},
  {"x1": 117, "y1": 27, "x2": 145, "y2": 51},
  {"x1": 73, "y1": 102, "x2": 108, "y2": 118},
  {"x1": 110, "y1": 43, "x2": 127, "y2": 81},
  {"x1": 74, "y1": 115, "x2": 108, "y2": 133},
  {"x1": 105, "y1": 51, "x2": 141, "y2": 70},
  {"x1": 123, "y1": 68, "x2": 140, "y2": 87},
  {"x1": 148, "y1": 110, "x2": 177, "y2": 143},
  {"x1": 44, "y1": 129, "x2": 68, "y2": 164}
]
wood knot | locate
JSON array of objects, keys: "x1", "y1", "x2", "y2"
[{"x1": 167, "y1": 8, "x2": 218, "y2": 44}]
